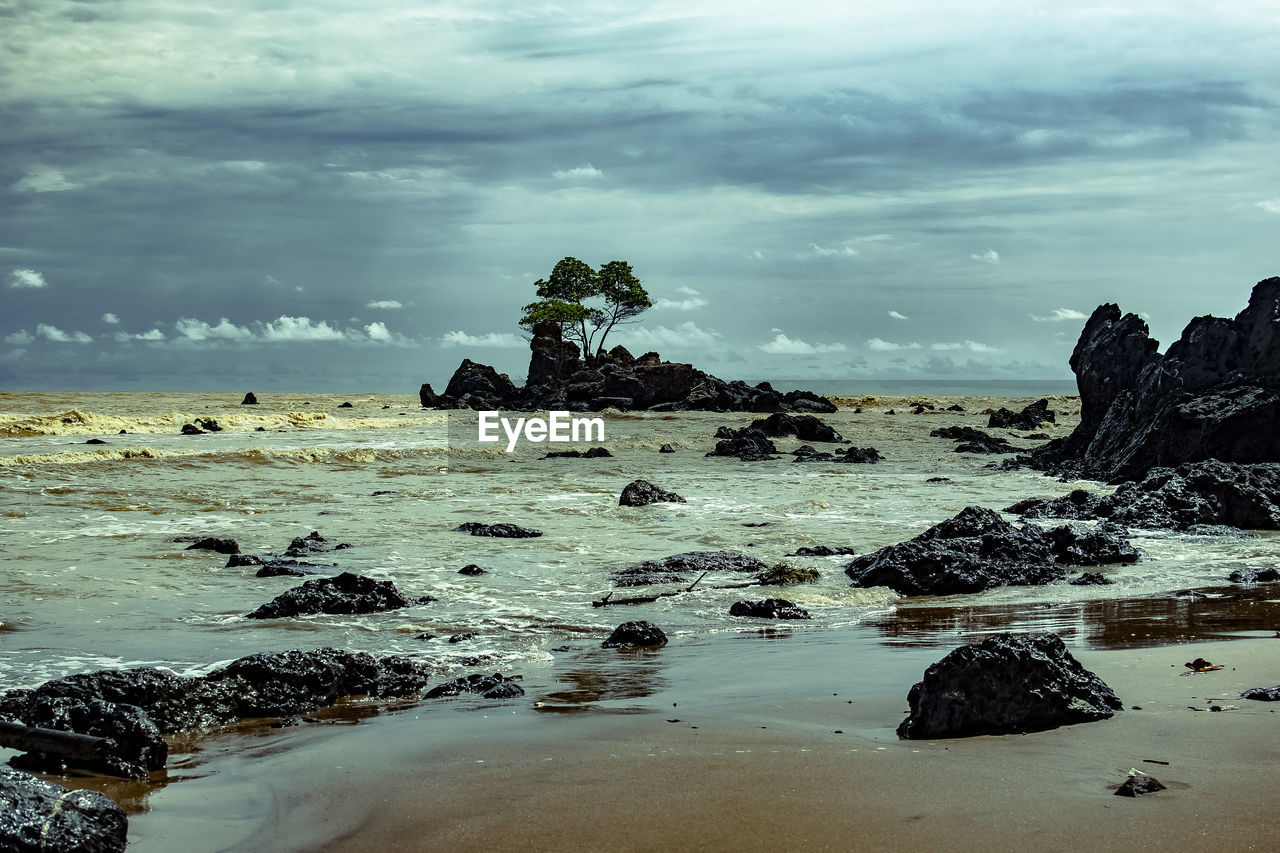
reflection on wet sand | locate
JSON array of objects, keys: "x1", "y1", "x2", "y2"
[
  {"x1": 535, "y1": 648, "x2": 668, "y2": 714},
  {"x1": 872, "y1": 584, "x2": 1280, "y2": 650}
]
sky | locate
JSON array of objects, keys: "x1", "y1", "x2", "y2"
[{"x1": 2, "y1": 0, "x2": 1278, "y2": 392}]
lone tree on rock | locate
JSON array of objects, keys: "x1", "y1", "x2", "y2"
[{"x1": 519, "y1": 257, "x2": 651, "y2": 367}]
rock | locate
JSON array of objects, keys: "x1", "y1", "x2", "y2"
[
  {"x1": 0, "y1": 767, "x2": 129, "y2": 852},
  {"x1": 706, "y1": 426, "x2": 779, "y2": 461},
  {"x1": 1008, "y1": 461, "x2": 1280, "y2": 531},
  {"x1": 226, "y1": 554, "x2": 263, "y2": 567},
  {"x1": 241, "y1": 392, "x2": 258, "y2": 405},
  {"x1": 794, "y1": 446, "x2": 882, "y2": 464},
  {"x1": 619, "y1": 479, "x2": 687, "y2": 507},
  {"x1": 442, "y1": 359, "x2": 518, "y2": 410},
  {"x1": 542, "y1": 447, "x2": 612, "y2": 458},
  {"x1": 946, "y1": 404, "x2": 965, "y2": 412},
  {"x1": 453, "y1": 522, "x2": 543, "y2": 538},
  {"x1": 897, "y1": 633, "x2": 1123, "y2": 739},
  {"x1": 180, "y1": 423, "x2": 204, "y2": 435},
  {"x1": 338, "y1": 402, "x2": 353, "y2": 409},
  {"x1": 844, "y1": 506, "x2": 1139, "y2": 596},
  {"x1": 612, "y1": 551, "x2": 768, "y2": 587},
  {"x1": 988, "y1": 399, "x2": 1055, "y2": 430},
  {"x1": 1069, "y1": 572, "x2": 1113, "y2": 585},
  {"x1": 285, "y1": 530, "x2": 351, "y2": 556},
  {"x1": 728, "y1": 599, "x2": 811, "y2": 619},
  {"x1": 185, "y1": 537, "x2": 240, "y2": 555},
  {"x1": 448, "y1": 633, "x2": 476, "y2": 644},
  {"x1": 86, "y1": 438, "x2": 107, "y2": 445},
  {"x1": 196, "y1": 418, "x2": 222, "y2": 432},
  {"x1": 527, "y1": 322, "x2": 583, "y2": 385},
  {"x1": 925, "y1": 477, "x2": 952, "y2": 483},
  {"x1": 1028, "y1": 278, "x2": 1280, "y2": 481},
  {"x1": 787, "y1": 545, "x2": 859, "y2": 557},
  {"x1": 1115, "y1": 774, "x2": 1167, "y2": 797},
  {"x1": 418, "y1": 383, "x2": 438, "y2": 408},
  {"x1": 744, "y1": 412, "x2": 842, "y2": 442},
  {"x1": 246, "y1": 572, "x2": 424, "y2": 619},
  {"x1": 6, "y1": 697, "x2": 167, "y2": 778},
  {"x1": 1227, "y1": 568, "x2": 1280, "y2": 583},
  {"x1": 602, "y1": 621, "x2": 668, "y2": 648},
  {"x1": 255, "y1": 560, "x2": 320, "y2": 578},
  {"x1": 1241, "y1": 685, "x2": 1280, "y2": 701},
  {"x1": 659, "y1": 443, "x2": 675, "y2": 453},
  {"x1": 424, "y1": 673, "x2": 524, "y2": 700},
  {"x1": 458, "y1": 564, "x2": 487, "y2": 576},
  {"x1": 931, "y1": 425, "x2": 1017, "y2": 454}
]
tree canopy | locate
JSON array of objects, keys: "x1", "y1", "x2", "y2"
[{"x1": 519, "y1": 257, "x2": 651, "y2": 366}]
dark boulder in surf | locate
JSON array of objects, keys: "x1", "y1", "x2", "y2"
[
  {"x1": 5, "y1": 697, "x2": 167, "y2": 779},
  {"x1": 619, "y1": 479, "x2": 687, "y2": 507},
  {"x1": 612, "y1": 551, "x2": 768, "y2": 587},
  {"x1": 898, "y1": 632, "x2": 1122, "y2": 739},
  {"x1": 602, "y1": 621, "x2": 668, "y2": 648},
  {"x1": 185, "y1": 537, "x2": 240, "y2": 555},
  {"x1": 245, "y1": 572, "x2": 427, "y2": 619},
  {"x1": 988, "y1": 399, "x2": 1055, "y2": 431},
  {"x1": 705, "y1": 426, "x2": 779, "y2": 461},
  {"x1": 728, "y1": 598, "x2": 811, "y2": 620},
  {"x1": 453, "y1": 522, "x2": 544, "y2": 538}
]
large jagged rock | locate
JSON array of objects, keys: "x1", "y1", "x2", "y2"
[
  {"x1": 246, "y1": 572, "x2": 425, "y2": 619},
  {"x1": 442, "y1": 359, "x2": 519, "y2": 410},
  {"x1": 0, "y1": 767, "x2": 129, "y2": 852},
  {"x1": 844, "y1": 506, "x2": 1138, "y2": 596},
  {"x1": 1029, "y1": 277, "x2": 1280, "y2": 481},
  {"x1": 527, "y1": 322, "x2": 583, "y2": 386},
  {"x1": 1008, "y1": 460, "x2": 1280, "y2": 531},
  {"x1": 619, "y1": 479, "x2": 686, "y2": 507},
  {"x1": 743, "y1": 412, "x2": 842, "y2": 442},
  {"x1": 612, "y1": 551, "x2": 768, "y2": 587},
  {"x1": 898, "y1": 633, "x2": 1123, "y2": 739}
]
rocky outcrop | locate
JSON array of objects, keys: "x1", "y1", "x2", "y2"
[
  {"x1": 897, "y1": 633, "x2": 1123, "y2": 739},
  {"x1": 424, "y1": 325, "x2": 838, "y2": 413},
  {"x1": 931, "y1": 426, "x2": 1016, "y2": 454},
  {"x1": 743, "y1": 412, "x2": 842, "y2": 442},
  {"x1": 602, "y1": 621, "x2": 668, "y2": 648},
  {"x1": 844, "y1": 506, "x2": 1138, "y2": 596},
  {"x1": 7, "y1": 698, "x2": 167, "y2": 778},
  {"x1": 706, "y1": 427, "x2": 779, "y2": 461},
  {"x1": 0, "y1": 767, "x2": 129, "y2": 852},
  {"x1": 612, "y1": 551, "x2": 768, "y2": 587},
  {"x1": 186, "y1": 537, "x2": 240, "y2": 554},
  {"x1": 1028, "y1": 277, "x2": 1280, "y2": 481},
  {"x1": 619, "y1": 479, "x2": 687, "y2": 507},
  {"x1": 1007, "y1": 460, "x2": 1280, "y2": 531},
  {"x1": 453, "y1": 521, "x2": 543, "y2": 538},
  {"x1": 988, "y1": 399, "x2": 1055, "y2": 431},
  {"x1": 728, "y1": 599, "x2": 811, "y2": 619},
  {"x1": 241, "y1": 392, "x2": 258, "y2": 405},
  {"x1": 246, "y1": 572, "x2": 429, "y2": 619}
]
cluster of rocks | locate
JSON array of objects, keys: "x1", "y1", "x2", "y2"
[
  {"x1": 180, "y1": 417, "x2": 222, "y2": 435},
  {"x1": 793, "y1": 445, "x2": 882, "y2": 464},
  {"x1": 706, "y1": 412, "x2": 882, "y2": 463},
  {"x1": 844, "y1": 506, "x2": 1139, "y2": 596},
  {"x1": 611, "y1": 551, "x2": 767, "y2": 587},
  {"x1": 1026, "y1": 277, "x2": 1280, "y2": 482},
  {"x1": 420, "y1": 323, "x2": 838, "y2": 413},
  {"x1": 189, "y1": 531, "x2": 350, "y2": 578},
  {"x1": 1007, "y1": 459, "x2": 1280, "y2": 532},
  {"x1": 930, "y1": 426, "x2": 1017, "y2": 454}
]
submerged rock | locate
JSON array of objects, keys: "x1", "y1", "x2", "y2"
[
  {"x1": 659, "y1": 443, "x2": 676, "y2": 453},
  {"x1": 988, "y1": 399, "x2": 1055, "y2": 431},
  {"x1": 1227, "y1": 568, "x2": 1280, "y2": 584},
  {"x1": 246, "y1": 572, "x2": 426, "y2": 619},
  {"x1": 453, "y1": 522, "x2": 544, "y2": 538},
  {"x1": 787, "y1": 545, "x2": 859, "y2": 557},
  {"x1": 542, "y1": 447, "x2": 612, "y2": 459},
  {"x1": 1069, "y1": 572, "x2": 1113, "y2": 585},
  {"x1": 458, "y1": 564, "x2": 487, "y2": 576},
  {"x1": 1115, "y1": 774, "x2": 1167, "y2": 797},
  {"x1": 844, "y1": 506, "x2": 1138, "y2": 596},
  {"x1": 898, "y1": 632, "x2": 1122, "y2": 739},
  {"x1": 186, "y1": 537, "x2": 240, "y2": 555},
  {"x1": 619, "y1": 479, "x2": 687, "y2": 507},
  {"x1": 1241, "y1": 685, "x2": 1280, "y2": 701},
  {"x1": 793, "y1": 446, "x2": 882, "y2": 464},
  {"x1": 612, "y1": 551, "x2": 768, "y2": 587},
  {"x1": 728, "y1": 599, "x2": 811, "y2": 620},
  {"x1": 930, "y1": 426, "x2": 1017, "y2": 454},
  {"x1": 285, "y1": 530, "x2": 351, "y2": 556},
  {"x1": 602, "y1": 621, "x2": 668, "y2": 648},
  {"x1": 0, "y1": 767, "x2": 129, "y2": 853}
]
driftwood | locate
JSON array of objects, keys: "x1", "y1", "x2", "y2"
[
  {"x1": 0, "y1": 720, "x2": 111, "y2": 761},
  {"x1": 592, "y1": 572, "x2": 764, "y2": 607}
]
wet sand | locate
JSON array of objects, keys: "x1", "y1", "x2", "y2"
[{"x1": 119, "y1": 631, "x2": 1280, "y2": 852}]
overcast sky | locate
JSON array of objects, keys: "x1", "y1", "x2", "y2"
[{"x1": 2, "y1": 1, "x2": 1277, "y2": 391}]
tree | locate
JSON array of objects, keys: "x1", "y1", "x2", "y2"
[{"x1": 519, "y1": 257, "x2": 652, "y2": 366}]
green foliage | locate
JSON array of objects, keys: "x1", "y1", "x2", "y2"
[
  {"x1": 518, "y1": 256, "x2": 652, "y2": 365},
  {"x1": 758, "y1": 563, "x2": 821, "y2": 585}
]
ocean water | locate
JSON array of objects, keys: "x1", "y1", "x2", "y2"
[{"x1": 2, "y1": 389, "x2": 1275, "y2": 696}]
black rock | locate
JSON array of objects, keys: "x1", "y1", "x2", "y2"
[
  {"x1": 180, "y1": 423, "x2": 204, "y2": 435},
  {"x1": 1115, "y1": 774, "x2": 1167, "y2": 797},
  {"x1": 86, "y1": 438, "x2": 107, "y2": 445},
  {"x1": 542, "y1": 446, "x2": 612, "y2": 458},
  {"x1": 931, "y1": 425, "x2": 1017, "y2": 454},
  {"x1": 226, "y1": 554, "x2": 263, "y2": 567},
  {"x1": 706, "y1": 426, "x2": 779, "y2": 461},
  {"x1": 988, "y1": 399, "x2": 1055, "y2": 431},
  {"x1": 612, "y1": 551, "x2": 768, "y2": 587},
  {"x1": 418, "y1": 383, "x2": 438, "y2": 408},
  {"x1": 898, "y1": 632, "x2": 1123, "y2": 739},
  {"x1": 424, "y1": 673, "x2": 524, "y2": 700},
  {"x1": 844, "y1": 506, "x2": 1138, "y2": 596},
  {"x1": 5, "y1": 697, "x2": 167, "y2": 779},
  {"x1": 186, "y1": 537, "x2": 240, "y2": 555},
  {"x1": 745, "y1": 412, "x2": 842, "y2": 442},
  {"x1": 659, "y1": 443, "x2": 676, "y2": 453},
  {"x1": 1069, "y1": 572, "x2": 1113, "y2": 585},
  {"x1": 946, "y1": 404, "x2": 965, "y2": 412},
  {"x1": 442, "y1": 359, "x2": 519, "y2": 410},
  {"x1": 1028, "y1": 278, "x2": 1280, "y2": 482},
  {"x1": 285, "y1": 530, "x2": 351, "y2": 556},
  {"x1": 1227, "y1": 568, "x2": 1280, "y2": 583},
  {"x1": 241, "y1": 392, "x2": 258, "y2": 405},
  {"x1": 338, "y1": 402, "x2": 353, "y2": 409},
  {"x1": 255, "y1": 560, "x2": 320, "y2": 578},
  {"x1": 619, "y1": 479, "x2": 687, "y2": 507},
  {"x1": 602, "y1": 621, "x2": 668, "y2": 648},
  {"x1": 925, "y1": 477, "x2": 952, "y2": 483},
  {"x1": 205, "y1": 648, "x2": 426, "y2": 716},
  {"x1": 246, "y1": 572, "x2": 421, "y2": 619},
  {"x1": 1241, "y1": 685, "x2": 1280, "y2": 701},
  {"x1": 458, "y1": 564, "x2": 487, "y2": 576},
  {"x1": 0, "y1": 767, "x2": 129, "y2": 852},
  {"x1": 195, "y1": 418, "x2": 222, "y2": 432},
  {"x1": 453, "y1": 522, "x2": 543, "y2": 538},
  {"x1": 448, "y1": 632, "x2": 477, "y2": 644},
  {"x1": 728, "y1": 598, "x2": 811, "y2": 619},
  {"x1": 787, "y1": 545, "x2": 859, "y2": 557}
]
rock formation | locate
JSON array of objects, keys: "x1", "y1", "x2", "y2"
[
  {"x1": 619, "y1": 479, "x2": 687, "y2": 507},
  {"x1": 0, "y1": 767, "x2": 129, "y2": 852}
]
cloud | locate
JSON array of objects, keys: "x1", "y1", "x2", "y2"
[
  {"x1": 888, "y1": 310, "x2": 909, "y2": 320},
  {"x1": 4, "y1": 330, "x2": 34, "y2": 345},
  {"x1": 36, "y1": 323, "x2": 92, "y2": 343},
  {"x1": 802, "y1": 242, "x2": 858, "y2": 259},
  {"x1": 364, "y1": 321, "x2": 394, "y2": 342},
  {"x1": 1256, "y1": 199, "x2": 1280, "y2": 214},
  {"x1": 102, "y1": 313, "x2": 120, "y2": 324},
  {"x1": 931, "y1": 340, "x2": 1004, "y2": 353},
  {"x1": 654, "y1": 287, "x2": 708, "y2": 311},
  {"x1": 759, "y1": 331, "x2": 847, "y2": 354},
  {"x1": 1030, "y1": 308, "x2": 1088, "y2": 322},
  {"x1": 620, "y1": 321, "x2": 722, "y2": 350},
  {"x1": 867, "y1": 337, "x2": 922, "y2": 351},
  {"x1": 439, "y1": 330, "x2": 526, "y2": 348},
  {"x1": 175, "y1": 317, "x2": 254, "y2": 342},
  {"x1": 366, "y1": 300, "x2": 402, "y2": 309},
  {"x1": 552, "y1": 164, "x2": 603, "y2": 180},
  {"x1": 261, "y1": 316, "x2": 346, "y2": 342},
  {"x1": 9, "y1": 269, "x2": 47, "y2": 288},
  {"x1": 12, "y1": 166, "x2": 82, "y2": 193},
  {"x1": 114, "y1": 329, "x2": 165, "y2": 342},
  {"x1": 970, "y1": 249, "x2": 1000, "y2": 265}
]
